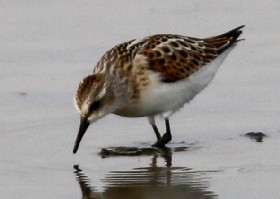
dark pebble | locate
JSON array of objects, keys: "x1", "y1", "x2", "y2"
[{"x1": 245, "y1": 132, "x2": 267, "y2": 142}]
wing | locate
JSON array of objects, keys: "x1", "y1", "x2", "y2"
[{"x1": 136, "y1": 25, "x2": 244, "y2": 82}]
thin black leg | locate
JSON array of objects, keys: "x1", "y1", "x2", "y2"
[
  {"x1": 165, "y1": 119, "x2": 171, "y2": 135},
  {"x1": 148, "y1": 117, "x2": 161, "y2": 141},
  {"x1": 152, "y1": 118, "x2": 172, "y2": 147},
  {"x1": 152, "y1": 124, "x2": 161, "y2": 141}
]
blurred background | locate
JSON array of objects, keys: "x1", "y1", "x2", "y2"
[{"x1": 1, "y1": 1, "x2": 280, "y2": 198}]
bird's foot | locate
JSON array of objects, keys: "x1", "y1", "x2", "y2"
[{"x1": 152, "y1": 132, "x2": 172, "y2": 147}]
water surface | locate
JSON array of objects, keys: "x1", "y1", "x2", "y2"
[
  {"x1": 1, "y1": 1, "x2": 280, "y2": 199},
  {"x1": 74, "y1": 147, "x2": 218, "y2": 199}
]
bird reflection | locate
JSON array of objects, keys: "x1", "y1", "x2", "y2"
[{"x1": 74, "y1": 147, "x2": 217, "y2": 199}]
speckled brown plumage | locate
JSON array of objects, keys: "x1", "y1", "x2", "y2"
[
  {"x1": 73, "y1": 25, "x2": 244, "y2": 153},
  {"x1": 76, "y1": 25, "x2": 244, "y2": 109},
  {"x1": 92, "y1": 25, "x2": 244, "y2": 83},
  {"x1": 75, "y1": 74, "x2": 105, "y2": 110}
]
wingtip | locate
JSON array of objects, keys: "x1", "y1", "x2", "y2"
[
  {"x1": 231, "y1": 25, "x2": 245, "y2": 32},
  {"x1": 224, "y1": 25, "x2": 245, "y2": 41},
  {"x1": 235, "y1": 26, "x2": 245, "y2": 42},
  {"x1": 237, "y1": 25, "x2": 245, "y2": 29},
  {"x1": 225, "y1": 25, "x2": 245, "y2": 35},
  {"x1": 215, "y1": 25, "x2": 245, "y2": 54}
]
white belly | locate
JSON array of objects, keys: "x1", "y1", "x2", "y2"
[{"x1": 114, "y1": 48, "x2": 233, "y2": 118}]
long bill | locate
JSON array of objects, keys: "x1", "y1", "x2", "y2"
[{"x1": 73, "y1": 117, "x2": 90, "y2": 154}]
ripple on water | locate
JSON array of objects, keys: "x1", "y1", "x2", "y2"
[
  {"x1": 74, "y1": 143, "x2": 218, "y2": 199},
  {"x1": 74, "y1": 163, "x2": 218, "y2": 199},
  {"x1": 99, "y1": 142, "x2": 198, "y2": 158}
]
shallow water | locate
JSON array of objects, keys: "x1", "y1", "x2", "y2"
[
  {"x1": 1, "y1": 1, "x2": 280, "y2": 199},
  {"x1": 74, "y1": 147, "x2": 218, "y2": 199}
]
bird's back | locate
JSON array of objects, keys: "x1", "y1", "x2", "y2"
[{"x1": 93, "y1": 25, "x2": 244, "y2": 83}]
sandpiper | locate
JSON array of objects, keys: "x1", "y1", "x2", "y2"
[{"x1": 73, "y1": 25, "x2": 245, "y2": 153}]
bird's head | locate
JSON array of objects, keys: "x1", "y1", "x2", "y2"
[{"x1": 73, "y1": 74, "x2": 115, "y2": 153}]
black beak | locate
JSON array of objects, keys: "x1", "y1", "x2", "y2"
[{"x1": 73, "y1": 117, "x2": 90, "y2": 154}]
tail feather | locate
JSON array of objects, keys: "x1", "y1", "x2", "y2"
[{"x1": 204, "y1": 25, "x2": 245, "y2": 55}]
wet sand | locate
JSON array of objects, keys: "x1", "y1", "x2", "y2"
[{"x1": 1, "y1": 1, "x2": 280, "y2": 199}]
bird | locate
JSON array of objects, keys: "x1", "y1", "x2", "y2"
[{"x1": 73, "y1": 25, "x2": 245, "y2": 153}]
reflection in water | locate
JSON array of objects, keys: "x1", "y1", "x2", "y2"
[
  {"x1": 99, "y1": 145, "x2": 188, "y2": 159},
  {"x1": 74, "y1": 148, "x2": 217, "y2": 199}
]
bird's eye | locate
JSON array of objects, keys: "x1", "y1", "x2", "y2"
[{"x1": 89, "y1": 100, "x2": 101, "y2": 112}]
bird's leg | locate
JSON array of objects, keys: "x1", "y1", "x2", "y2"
[
  {"x1": 148, "y1": 117, "x2": 161, "y2": 141},
  {"x1": 152, "y1": 125, "x2": 161, "y2": 141},
  {"x1": 152, "y1": 118, "x2": 172, "y2": 147}
]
